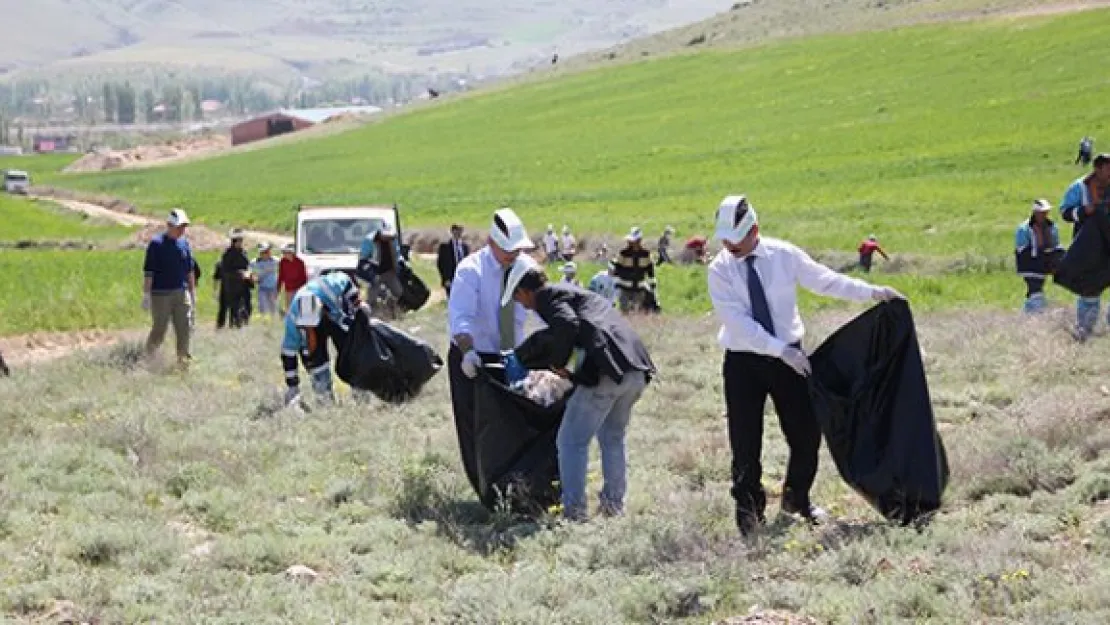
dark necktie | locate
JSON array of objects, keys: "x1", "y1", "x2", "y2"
[
  {"x1": 455, "y1": 241, "x2": 462, "y2": 263},
  {"x1": 745, "y1": 255, "x2": 775, "y2": 336}
]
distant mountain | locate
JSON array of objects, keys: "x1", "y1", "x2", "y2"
[{"x1": 0, "y1": 0, "x2": 730, "y2": 83}]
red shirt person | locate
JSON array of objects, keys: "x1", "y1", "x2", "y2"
[
  {"x1": 277, "y1": 243, "x2": 308, "y2": 309},
  {"x1": 857, "y1": 235, "x2": 889, "y2": 272}
]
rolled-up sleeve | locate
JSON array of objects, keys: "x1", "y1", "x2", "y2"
[
  {"x1": 447, "y1": 263, "x2": 480, "y2": 339},
  {"x1": 792, "y1": 246, "x2": 876, "y2": 302},
  {"x1": 708, "y1": 260, "x2": 789, "y2": 358}
]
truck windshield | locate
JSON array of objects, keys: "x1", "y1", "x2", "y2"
[
  {"x1": 300, "y1": 217, "x2": 386, "y2": 254},
  {"x1": 4, "y1": 173, "x2": 28, "y2": 183}
]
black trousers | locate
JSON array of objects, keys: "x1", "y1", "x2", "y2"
[
  {"x1": 1024, "y1": 277, "x2": 1045, "y2": 298},
  {"x1": 447, "y1": 344, "x2": 500, "y2": 495},
  {"x1": 723, "y1": 349, "x2": 822, "y2": 517},
  {"x1": 217, "y1": 289, "x2": 251, "y2": 329}
]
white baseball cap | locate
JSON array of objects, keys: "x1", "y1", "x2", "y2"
[
  {"x1": 1032, "y1": 199, "x2": 1052, "y2": 213},
  {"x1": 167, "y1": 208, "x2": 190, "y2": 227},
  {"x1": 490, "y1": 208, "x2": 535, "y2": 252},
  {"x1": 626, "y1": 226, "x2": 643, "y2": 242},
  {"x1": 501, "y1": 254, "x2": 541, "y2": 306},
  {"x1": 714, "y1": 195, "x2": 758, "y2": 243}
]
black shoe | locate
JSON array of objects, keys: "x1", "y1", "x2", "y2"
[
  {"x1": 736, "y1": 509, "x2": 766, "y2": 536},
  {"x1": 781, "y1": 499, "x2": 829, "y2": 525}
]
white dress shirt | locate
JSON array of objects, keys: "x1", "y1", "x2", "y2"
[
  {"x1": 707, "y1": 237, "x2": 877, "y2": 358},
  {"x1": 447, "y1": 246, "x2": 530, "y2": 353}
]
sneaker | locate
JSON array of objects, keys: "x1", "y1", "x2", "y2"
[{"x1": 781, "y1": 499, "x2": 829, "y2": 525}]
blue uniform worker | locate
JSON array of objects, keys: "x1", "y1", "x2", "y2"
[{"x1": 280, "y1": 270, "x2": 362, "y2": 404}]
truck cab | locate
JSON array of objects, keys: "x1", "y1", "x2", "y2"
[
  {"x1": 295, "y1": 204, "x2": 408, "y2": 281},
  {"x1": 2, "y1": 169, "x2": 30, "y2": 194}
]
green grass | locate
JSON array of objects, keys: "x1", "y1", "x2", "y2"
[
  {"x1": 0, "y1": 195, "x2": 132, "y2": 243},
  {"x1": 3, "y1": 305, "x2": 1110, "y2": 623},
  {"x1": 0, "y1": 153, "x2": 80, "y2": 179},
  {"x1": 0, "y1": 250, "x2": 219, "y2": 336},
  {"x1": 53, "y1": 9, "x2": 1110, "y2": 266}
]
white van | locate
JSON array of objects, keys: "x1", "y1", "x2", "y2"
[
  {"x1": 2, "y1": 169, "x2": 30, "y2": 194},
  {"x1": 295, "y1": 204, "x2": 407, "y2": 281}
]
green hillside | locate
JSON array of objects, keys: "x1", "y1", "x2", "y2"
[
  {"x1": 0, "y1": 196, "x2": 131, "y2": 243},
  {"x1": 57, "y1": 10, "x2": 1109, "y2": 260}
]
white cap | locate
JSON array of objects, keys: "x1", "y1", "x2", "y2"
[
  {"x1": 501, "y1": 254, "x2": 541, "y2": 306},
  {"x1": 714, "y1": 195, "x2": 757, "y2": 243},
  {"x1": 228, "y1": 228, "x2": 245, "y2": 240},
  {"x1": 490, "y1": 208, "x2": 534, "y2": 252},
  {"x1": 562, "y1": 225, "x2": 570, "y2": 234},
  {"x1": 167, "y1": 209, "x2": 190, "y2": 227},
  {"x1": 292, "y1": 291, "x2": 323, "y2": 327},
  {"x1": 626, "y1": 226, "x2": 643, "y2": 242},
  {"x1": 561, "y1": 262, "x2": 577, "y2": 274},
  {"x1": 258, "y1": 241, "x2": 272, "y2": 251},
  {"x1": 281, "y1": 242, "x2": 295, "y2": 253},
  {"x1": 1033, "y1": 199, "x2": 1052, "y2": 213}
]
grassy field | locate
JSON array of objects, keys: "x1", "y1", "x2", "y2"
[
  {"x1": 1, "y1": 305, "x2": 1109, "y2": 623},
  {"x1": 0, "y1": 196, "x2": 131, "y2": 243},
  {"x1": 0, "y1": 154, "x2": 79, "y2": 180},
  {"x1": 50, "y1": 10, "x2": 1110, "y2": 264}
]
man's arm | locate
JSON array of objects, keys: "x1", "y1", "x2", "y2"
[
  {"x1": 792, "y1": 245, "x2": 877, "y2": 302},
  {"x1": 448, "y1": 263, "x2": 480, "y2": 352},
  {"x1": 514, "y1": 293, "x2": 579, "y2": 369},
  {"x1": 707, "y1": 260, "x2": 789, "y2": 358},
  {"x1": 1060, "y1": 181, "x2": 1088, "y2": 223}
]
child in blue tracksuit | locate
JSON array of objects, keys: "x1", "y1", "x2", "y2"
[{"x1": 280, "y1": 270, "x2": 363, "y2": 404}]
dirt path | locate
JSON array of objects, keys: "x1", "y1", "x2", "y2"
[
  {"x1": 1001, "y1": 1, "x2": 1110, "y2": 19},
  {"x1": 0, "y1": 329, "x2": 145, "y2": 368},
  {"x1": 39, "y1": 196, "x2": 294, "y2": 251}
]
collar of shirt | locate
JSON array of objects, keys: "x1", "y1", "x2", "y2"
[{"x1": 447, "y1": 246, "x2": 530, "y2": 353}]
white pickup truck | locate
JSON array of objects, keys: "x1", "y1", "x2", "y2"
[{"x1": 295, "y1": 204, "x2": 411, "y2": 281}]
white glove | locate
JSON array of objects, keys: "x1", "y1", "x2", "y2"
[
  {"x1": 780, "y1": 346, "x2": 812, "y2": 377},
  {"x1": 460, "y1": 349, "x2": 482, "y2": 379},
  {"x1": 141, "y1": 292, "x2": 151, "y2": 311},
  {"x1": 872, "y1": 286, "x2": 906, "y2": 302}
]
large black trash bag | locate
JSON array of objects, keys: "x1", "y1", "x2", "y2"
[
  {"x1": 335, "y1": 309, "x2": 443, "y2": 403},
  {"x1": 807, "y1": 299, "x2": 949, "y2": 524},
  {"x1": 397, "y1": 262, "x2": 431, "y2": 312},
  {"x1": 1054, "y1": 208, "x2": 1110, "y2": 297},
  {"x1": 472, "y1": 365, "x2": 567, "y2": 514}
]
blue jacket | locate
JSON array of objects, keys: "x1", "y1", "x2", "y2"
[
  {"x1": 143, "y1": 233, "x2": 193, "y2": 293},
  {"x1": 1015, "y1": 219, "x2": 1063, "y2": 279},
  {"x1": 358, "y1": 233, "x2": 404, "y2": 282},
  {"x1": 280, "y1": 272, "x2": 359, "y2": 355},
  {"x1": 1060, "y1": 175, "x2": 1109, "y2": 239}
]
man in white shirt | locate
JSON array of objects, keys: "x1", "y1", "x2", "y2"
[
  {"x1": 707, "y1": 194, "x2": 903, "y2": 536},
  {"x1": 543, "y1": 224, "x2": 560, "y2": 265},
  {"x1": 447, "y1": 208, "x2": 537, "y2": 493},
  {"x1": 561, "y1": 225, "x2": 577, "y2": 261}
]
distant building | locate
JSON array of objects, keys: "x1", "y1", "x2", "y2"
[
  {"x1": 229, "y1": 105, "x2": 383, "y2": 146},
  {"x1": 32, "y1": 134, "x2": 76, "y2": 153}
]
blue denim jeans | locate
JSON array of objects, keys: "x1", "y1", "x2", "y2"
[
  {"x1": 1076, "y1": 296, "x2": 1105, "y2": 336},
  {"x1": 556, "y1": 370, "x2": 647, "y2": 520}
]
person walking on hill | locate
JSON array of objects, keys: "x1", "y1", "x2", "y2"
[
  {"x1": 1060, "y1": 153, "x2": 1110, "y2": 339},
  {"x1": 707, "y1": 194, "x2": 904, "y2": 536},
  {"x1": 278, "y1": 243, "x2": 308, "y2": 313},
  {"x1": 1015, "y1": 199, "x2": 1065, "y2": 315},
  {"x1": 501, "y1": 257, "x2": 656, "y2": 520},
  {"x1": 143, "y1": 209, "x2": 196, "y2": 368},
  {"x1": 612, "y1": 227, "x2": 658, "y2": 314},
  {"x1": 252, "y1": 242, "x2": 280, "y2": 318},
  {"x1": 657, "y1": 226, "x2": 675, "y2": 265},
  {"x1": 447, "y1": 208, "x2": 537, "y2": 493},
  {"x1": 214, "y1": 229, "x2": 252, "y2": 329},
  {"x1": 1077, "y1": 136, "x2": 1094, "y2": 166},
  {"x1": 857, "y1": 234, "x2": 889, "y2": 273},
  {"x1": 437, "y1": 224, "x2": 471, "y2": 297}
]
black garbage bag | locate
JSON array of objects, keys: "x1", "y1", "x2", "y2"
[
  {"x1": 335, "y1": 309, "x2": 443, "y2": 403},
  {"x1": 808, "y1": 299, "x2": 949, "y2": 524},
  {"x1": 1054, "y1": 209, "x2": 1110, "y2": 297},
  {"x1": 397, "y1": 262, "x2": 431, "y2": 312},
  {"x1": 472, "y1": 365, "x2": 567, "y2": 514}
]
